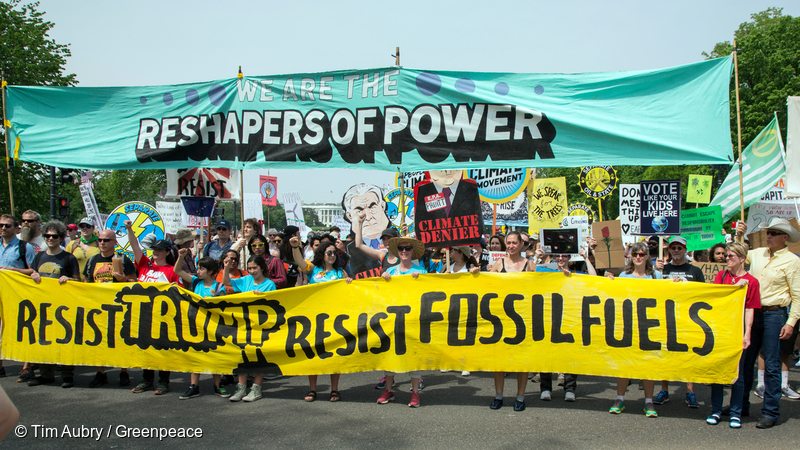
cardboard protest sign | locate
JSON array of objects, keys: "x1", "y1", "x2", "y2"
[
  {"x1": 639, "y1": 180, "x2": 681, "y2": 235},
  {"x1": 746, "y1": 202, "x2": 799, "y2": 232},
  {"x1": 414, "y1": 171, "x2": 483, "y2": 247},
  {"x1": 680, "y1": 206, "x2": 725, "y2": 252},
  {"x1": 691, "y1": 262, "x2": 726, "y2": 284},
  {"x1": 466, "y1": 168, "x2": 531, "y2": 204},
  {"x1": 155, "y1": 201, "x2": 183, "y2": 235},
  {"x1": 541, "y1": 228, "x2": 580, "y2": 255},
  {"x1": 260, "y1": 175, "x2": 277, "y2": 206},
  {"x1": 527, "y1": 177, "x2": 568, "y2": 233},
  {"x1": 592, "y1": 220, "x2": 625, "y2": 269},
  {"x1": 0, "y1": 269, "x2": 744, "y2": 383},
  {"x1": 687, "y1": 174, "x2": 713, "y2": 204},
  {"x1": 165, "y1": 169, "x2": 240, "y2": 200},
  {"x1": 104, "y1": 202, "x2": 166, "y2": 261}
]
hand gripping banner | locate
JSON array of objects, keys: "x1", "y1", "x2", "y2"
[
  {"x1": 5, "y1": 58, "x2": 732, "y2": 171},
  {"x1": 0, "y1": 270, "x2": 745, "y2": 383}
]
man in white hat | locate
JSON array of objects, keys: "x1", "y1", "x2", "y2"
[{"x1": 736, "y1": 218, "x2": 800, "y2": 428}]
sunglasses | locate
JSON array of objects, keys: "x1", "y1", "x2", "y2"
[
  {"x1": 21, "y1": 218, "x2": 39, "y2": 223},
  {"x1": 0, "y1": 223, "x2": 13, "y2": 229},
  {"x1": 79, "y1": 224, "x2": 93, "y2": 229},
  {"x1": 97, "y1": 238, "x2": 113, "y2": 243},
  {"x1": 274, "y1": 239, "x2": 283, "y2": 244},
  {"x1": 324, "y1": 251, "x2": 337, "y2": 256},
  {"x1": 43, "y1": 233, "x2": 60, "y2": 239},
  {"x1": 668, "y1": 246, "x2": 685, "y2": 251},
  {"x1": 632, "y1": 252, "x2": 647, "y2": 257},
  {"x1": 216, "y1": 227, "x2": 229, "y2": 231},
  {"x1": 725, "y1": 254, "x2": 738, "y2": 259},
  {"x1": 397, "y1": 245, "x2": 413, "y2": 252},
  {"x1": 766, "y1": 230, "x2": 786, "y2": 237}
]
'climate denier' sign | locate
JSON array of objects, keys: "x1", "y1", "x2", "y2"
[{"x1": 6, "y1": 59, "x2": 733, "y2": 171}]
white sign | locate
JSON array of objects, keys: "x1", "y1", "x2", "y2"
[
  {"x1": 561, "y1": 215, "x2": 589, "y2": 261},
  {"x1": 78, "y1": 181, "x2": 104, "y2": 230},
  {"x1": 283, "y1": 192, "x2": 311, "y2": 241},
  {"x1": 165, "y1": 169, "x2": 240, "y2": 200},
  {"x1": 619, "y1": 183, "x2": 641, "y2": 240},
  {"x1": 156, "y1": 201, "x2": 183, "y2": 234},
  {"x1": 746, "y1": 202, "x2": 800, "y2": 232}
]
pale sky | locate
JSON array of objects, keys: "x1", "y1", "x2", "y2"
[{"x1": 36, "y1": 0, "x2": 800, "y2": 203}]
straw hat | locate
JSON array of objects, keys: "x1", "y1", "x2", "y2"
[
  {"x1": 764, "y1": 218, "x2": 800, "y2": 243},
  {"x1": 387, "y1": 236, "x2": 425, "y2": 259}
]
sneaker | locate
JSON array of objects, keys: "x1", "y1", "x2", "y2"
[
  {"x1": 377, "y1": 390, "x2": 395, "y2": 404},
  {"x1": 686, "y1": 392, "x2": 699, "y2": 408},
  {"x1": 229, "y1": 384, "x2": 247, "y2": 402},
  {"x1": 61, "y1": 377, "x2": 74, "y2": 389},
  {"x1": 408, "y1": 391, "x2": 421, "y2": 408},
  {"x1": 557, "y1": 373, "x2": 565, "y2": 386},
  {"x1": 215, "y1": 385, "x2": 231, "y2": 398},
  {"x1": 540, "y1": 390, "x2": 551, "y2": 401},
  {"x1": 119, "y1": 371, "x2": 131, "y2": 387},
  {"x1": 243, "y1": 384, "x2": 262, "y2": 402},
  {"x1": 89, "y1": 372, "x2": 108, "y2": 388},
  {"x1": 375, "y1": 376, "x2": 387, "y2": 390},
  {"x1": 179, "y1": 384, "x2": 200, "y2": 400},
  {"x1": 461, "y1": 371, "x2": 470, "y2": 377},
  {"x1": 653, "y1": 390, "x2": 670, "y2": 405},
  {"x1": 28, "y1": 376, "x2": 55, "y2": 386},
  {"x1": 754, "y1": 384, "x2": 765, "y2": 399},
  {"x1": 131, "y1": 382, "x2": 154, "y2": 394},
  {"x1": 609, "y1": 399, "x2": 625, "y2": 414},
  {"x1": 531, "y1": 373, "x2": 541, "y2": 383},
  {"x1": 16, "y1": 369, "x2": 33, "y2": 383},
  {"x1": 644, "y1": 402, "x2": 658, "y2": 418},
  {"x1": 565, "y1": 391, "x2": 576, "y2": 402},
  {"x1": 781, "y1": 385, "x2": 800, "y2": 399}
]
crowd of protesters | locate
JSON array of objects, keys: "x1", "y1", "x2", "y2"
[{"x1": 0, "y1": 210, "x2": 799, "y2": 429}]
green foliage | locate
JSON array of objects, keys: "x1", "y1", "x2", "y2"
[
  {"x1": 0, "y1": 0, "x2": 76, "y2": 217},
  {"x1": 92, "y1": 170, "x2": 166, "y2": 213},
  {"x1": 264, "y1": 204, "x2": 286, "y2": 231}
]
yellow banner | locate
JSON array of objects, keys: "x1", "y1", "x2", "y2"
[
  {"x1": 0, "y1": 270, "x2": 745, "y2": 383},
  {"x1": 527, "y1": 177, "x2": 568, "y2": 233}
]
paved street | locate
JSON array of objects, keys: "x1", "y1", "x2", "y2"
[{"x1": 2, "y1": 362, "x2": 799, "y2": 448}]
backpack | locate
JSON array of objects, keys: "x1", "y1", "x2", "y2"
[{"x1": 18, "y1": 239, "x2": 29, "y2": 269}]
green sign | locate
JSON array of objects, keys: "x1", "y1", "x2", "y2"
[
  {"x1": 680, "y1": 205, "x2": 725, "y2": 252},
  {"x1": 6, "y1": 58, "x2": 733, "y2": 171}
]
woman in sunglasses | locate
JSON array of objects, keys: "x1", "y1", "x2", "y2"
[
  {"x1": 706, "y1": 242, "x2": 760, "y2": 428},
  {"x1": 240, "y1": 234, "x2": 287, "y2": 288},
  {"x1": 65, "y1": 218, "x2": 100, "y2": 281},
  {"x1": 377, "y1": 236, "x2": 428, "y2": 408},
  {"x1": 605, "y1": 241, "x2": 662, "y2": 418},
  {"x1": 291, "y1": 239, "x2": 352, "y2": 402}
]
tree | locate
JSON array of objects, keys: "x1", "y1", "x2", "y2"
[
  {"x1": 0, "y1": 1, "x2": 76, "y2": 218},
  {"x1": 705, "y1": 7, "x2": 800, "y2": 146},
  {"x1": 92, "y1": 170, "x2": 167, "y2": 213}
]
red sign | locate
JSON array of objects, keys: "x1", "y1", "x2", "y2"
[{"x1": 260, "y1": 176, "x2": 278, "y2": 206}]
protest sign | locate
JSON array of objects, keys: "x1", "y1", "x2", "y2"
[
  {"x1": 466, "y1": 168, "x2": 531, "y2": 204},
  {"x1": 561, "y1": 215, "x2": 590, "y2": 261},
  {"x1": 578, "y1": 166, "x2": 618, "y2": 199},
  {"x1": 260, "y1": 175, "x2": 277, "y2": 206},
  {"x1": 8, "y1": 58, "x2": 733, "y2": 171},
  {"x1": 481, "y1": 191, "x2": 528, "y2": 227},
  {"x1": 592, "y1": 220, "x2": 625, "y2": 269},
  {"x1": 283, "y1": 193, "x2": 311, "y2": 240},
  {"x1": 155, "y1": 201, "x2": 183, "y2": 234},
  {"x1": 385, "y1": 187, "x2": 415, "y2": 235},
  {"x1": 746, "y1": 202, "x2": 799, "y2": 232},
  {"x1": 567, "y1": 203, "x2": 594, "y2": 223},
  {"x1": 78, "y1": 176, "x2": 104, "y2": 230},
  {"x1": 395, "y1": 171, "x2": 427, "y2": 190},
  {"x1": 414, "y1": 171, "x2": 482, "y2": 247},
  {"x1": 104, "y1": 202, "x2": 166, "y2": 261},
  {"x1": 686, "y1": 174, "x2": 713, "y2": 204},
  {"x1": 691, "y1": 262, "x2": 727, "y2": 284},
  {"x1": 680, "y1": 206, "x2": 725, "y2": 252},
  {"x1": 165, "y1": 169, "x2": 240, "y2": 200},
  {"x1": 541, "y1": 228, "x2": 580, "y2": 255},
  {"x1": 639, "y1": 180, "x2": 681, "y2": 235},
  {"x1": 0, "y1": 269, "x2": 744, "y2": 384},
  {"x1": 341, "y1": 184, "x2": 391, "y2": 279},
  {"x1": 527, "y1": 177, "x2": 568, "y2": 233}
]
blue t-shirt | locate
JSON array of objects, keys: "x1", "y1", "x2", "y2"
[
  {"x1": 618, "y1": 270, "x2": 663, "y2": 279},
  {"x1": 308, "y1": 266, "x2": 345, "y2": 284},
  {"x1": 0, "y1": 237, "x2": 36, "y2": 269},
  {"x1": 230, "y1": 275, "x2": 277, "y2": 293},
  {"x1": 191, "y1": 275, "x2": 221, "y2": 297},
  {"x1": 384, "y1": 262, "x2": 427, "y2": 276}
]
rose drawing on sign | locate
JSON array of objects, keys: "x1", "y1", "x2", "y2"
[{"x1": 601, "y1": 226, "x2": 613, "y2": 267}]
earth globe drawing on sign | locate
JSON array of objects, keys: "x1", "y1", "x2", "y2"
[{"x1": 651, "y1": 216, "x2": 669, "y2": 233}]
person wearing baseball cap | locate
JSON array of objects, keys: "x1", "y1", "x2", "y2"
[
  {"x1": 65, "y1": 217, "x2": 100, "y2": 282},
  {"x1": 735, "y1": 218, "x2": 800, "y2": 427},
  {"x1": 174, "y1": 229, "x2": 197, "y2": 274},
  {"x1": 655, "y1": 235, "x2": 705, "y2": 408},
  {"x1": 203, "y1": 219, "x2": 233, "y2": 261}
]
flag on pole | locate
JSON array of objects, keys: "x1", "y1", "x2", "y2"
[
  {"x1": 786, "y1": 97, "x2": 800, "y2": 198},
  {"x1": 710, "y1": 116, "x2": 785, "y2": 222}
]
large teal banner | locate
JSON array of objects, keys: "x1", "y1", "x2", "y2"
[{"x1": 6, "y1": 58, "x2": 733, "y2": 171}]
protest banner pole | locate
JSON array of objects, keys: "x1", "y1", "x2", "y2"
[
  {"x1": 398, "y1": 169, "x2": 406, "y2": 229},
  {"x1": 236, "y1": 67, "x2": 246, "y2": 233},
  {"x1": 597, "y1": 198, "x2": 603, "y2": 222},
  {"x1": 1, "y1": 78, "x2": 15, "y2": 215},
  {"x1": 733, "y1": 40, "x2": 745, "y2": 243},
  {"x1": 492, "y1": 204, "x2": 497, "y2": 235}
]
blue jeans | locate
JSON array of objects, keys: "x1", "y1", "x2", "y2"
[
  {"x1": 755, "y1": 310, "x2": 784, "y2": 420},
  {"x1": 710, "y1": 312, "x2": 762, "y2": 417}
]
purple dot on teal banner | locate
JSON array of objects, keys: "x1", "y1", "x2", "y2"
[
  {"x1": 416, "y1": 73, "x2": 441, "y2": 96},
  {"x1": 455, "y1": 78, "x2": 475, "y2": 93},
  {"x1": 139, "y1": 96, "x2": 147, "y2": 105},
  {"x1": 209, "y1": 85, "x2": 226, "y2": 105},
  {"x1": 495, "y1": 82, "x2": 509, "y2": 95},
  {"x1": 163, "y1": 93, "x2": 174, "y2": 105},
  {"x1": 186, "y1": 89, "x2": 199, "y2": 105},
  {"x1": 534, "y1": 84, "x2": 544, "y2": 95}
]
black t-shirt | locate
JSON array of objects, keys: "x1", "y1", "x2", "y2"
[
  {"x1": 32, "y1": 250, "x2": 80, "y2": 280},
  {"x1": 84, "y1": 253, "x2": 136, "y2": 283},
  {"x1": 663, "y1": 262, "x2": 705, "y2": 283}
]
